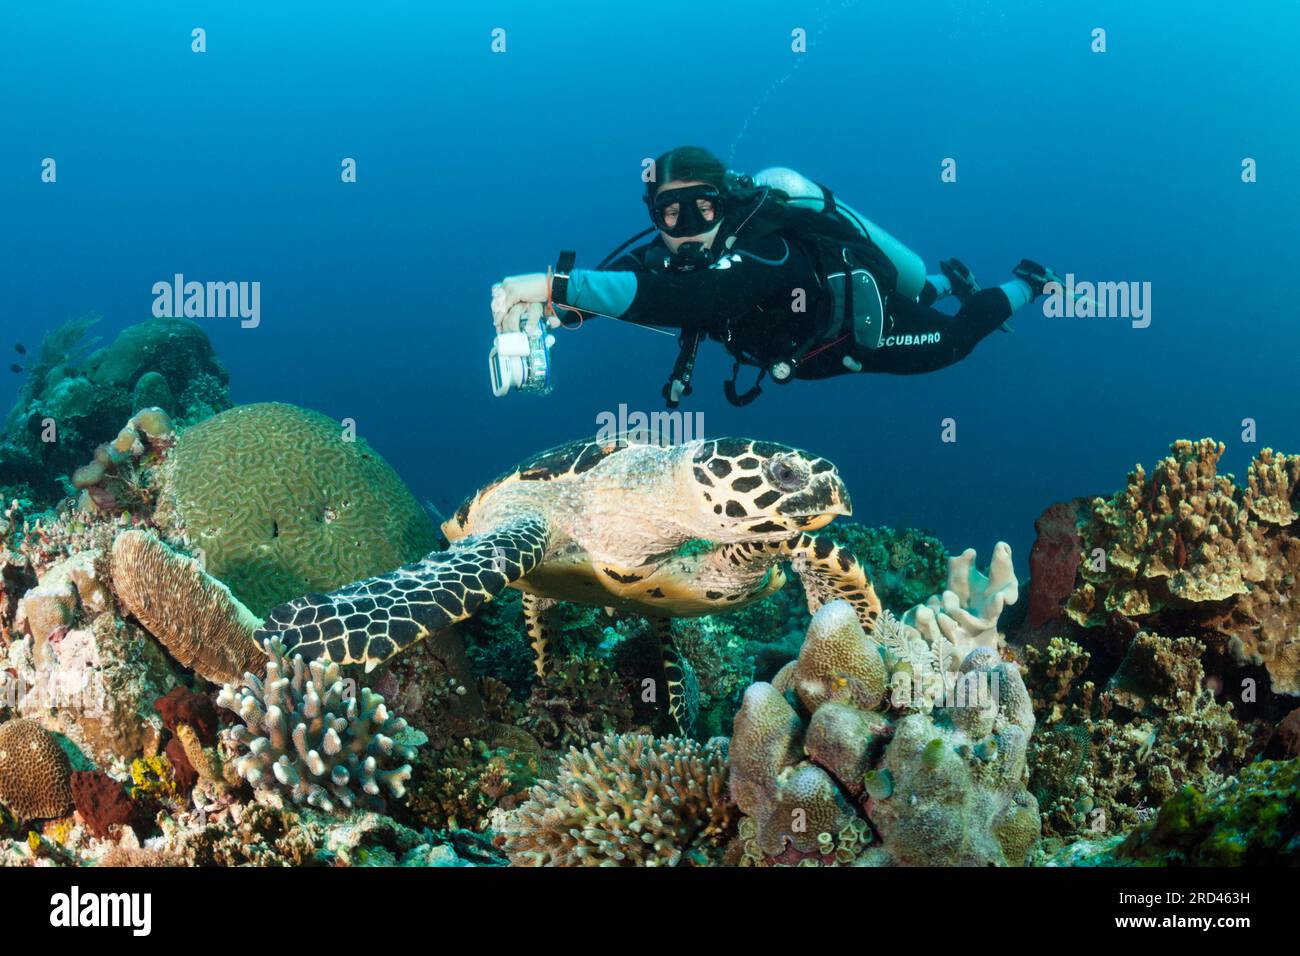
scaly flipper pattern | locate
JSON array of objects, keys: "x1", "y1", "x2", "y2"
[
  {"x1": 520, "y1": 591, "x2": 557, "y2": 678},
  {"x1": 648, "y1": 617, "x2": 695, "y2": 737},
  {"x1": 257, "y1": 515, "x2": 550, "y2": 671}
]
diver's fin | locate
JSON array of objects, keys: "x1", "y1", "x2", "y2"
[
  {"x1": 939, "y1": 258, "x2": 982, "y2": 304},
  {"x1": 257, "y1": 514, "x2": 549, "y2": 672},
  {"x1": 520, "y1": 591, "x2": 558, "y2": 679}
]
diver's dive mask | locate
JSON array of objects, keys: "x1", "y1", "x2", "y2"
[
  {"x1": 490, "y1": 314, "x2": 555, "y2": 397},
  {"x1": 647, "y1": 184, "x2": 724, "y2": 238}
]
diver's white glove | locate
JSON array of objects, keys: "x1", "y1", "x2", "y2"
[{"x1": 491, "y1": 273, "x2": 558, "y2": 333}]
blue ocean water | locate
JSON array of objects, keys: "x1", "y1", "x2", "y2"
[{"x1": 2, "y1": 0, "x2": 1297, "y2": 571}]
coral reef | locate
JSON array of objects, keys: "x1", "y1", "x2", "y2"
[
  {"x1": 499, "y1": 732, "x2": 736, "y2": 866},
  {"x1": 1106, "y1": 758, "x2": 1300, "y2": 866},
  {"x1": 1065, "y1": 439, "x2": 1300, "y2": 696},
  {"x1": 0, "y1": 719, "x2": 74, "y2": 821},
  {"x1": 6, "y1": 607, "x2": 182, "y2": 766},
  {"x1": 1023, "y1": 632, "x2": 1251, "y2": 842},
  {"x1": 1, "y1": 316, "x2": 230, "y2": 508},
  {"x1": 68, "y1": 406, "x2": 175, "y2": 517},
  {"x1": 521, "y1": 654, "x2": 642, "y2": 750},
  {"x1": 156, "y1": 402, "x2": 438, "y2": 616},
  {"x1": 406, "y1": 737, "x2": 546, "y2": 831},
  {"x1": 3, "y1": 316, "x2": 1295, "y2": 874},
  {"x1": 729, "y1": 545, "x2": 1040, "y2": 867},
  {"x1": 217, "y1": 637, "x2": 419, "y2": 812}
]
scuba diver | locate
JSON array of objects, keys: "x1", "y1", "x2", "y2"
[{"x1": 490, "y1": 145, "x2": 1061, "y2": 406}]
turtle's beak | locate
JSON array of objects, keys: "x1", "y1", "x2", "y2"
[{"x1": 780, "y1": 471, "x2": 852, "y2": 529}]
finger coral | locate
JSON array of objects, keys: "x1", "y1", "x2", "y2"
[
  {"x1": 0, "y1": 718, "x2": 74, "y2": 821},
  {"x1": 216, "y1": 637, "x2": 418, "y2": 813},
  {"x1": 499, "y1": 732, "x2": 736, "y2": 866},
  {"x1": 902, "y1": 542, "x2": 1019, "y2": 674}
]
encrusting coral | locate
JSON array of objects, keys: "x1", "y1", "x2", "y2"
[
  {"x1": 216, "y1": 637, "x2": 419, "y2": 813},
  {"x1": 498, "y1": 732, "x2": 736, "y2": 866},
  {"x1": 1066, "y1": 439, "x2": 1300, "y2": 695},
  {"x1": 729, "y1": 544, "x2": 1041, "y2": 867},
  {"x1": 70, "y1": 768, "x2": 153, "y2": 839},
  {"x1": 0, "y1": 718, "x2": 74, "y2": 821}
]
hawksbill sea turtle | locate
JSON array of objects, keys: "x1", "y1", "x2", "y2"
[{"x1": 255, "y1": 435, "x2": 882, "y2": 731}]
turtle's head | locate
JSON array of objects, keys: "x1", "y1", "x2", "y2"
[{"x1": 684, "y1": 438, "x2": 851, "y2": 540}]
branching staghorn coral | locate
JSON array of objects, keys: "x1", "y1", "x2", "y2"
[{"x1": 216, "y1": 637, "x2": 417, "y2": 813}]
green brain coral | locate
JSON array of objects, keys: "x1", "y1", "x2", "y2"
[{"x1": 164, "y1": 402, "x2": 437, "y2": 615}]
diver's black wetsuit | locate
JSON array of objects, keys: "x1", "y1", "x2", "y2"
[{"x1": 560, "y1": 209, "x2": 1016, "y2": 383}]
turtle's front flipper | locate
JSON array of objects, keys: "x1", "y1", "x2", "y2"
[
  {"x1": 649, "y1": 618, "x2": 697, "y2": 737},
  {"x1": 520, "y1": 591, "x2": 557, "y2": 679},
  {"x1": 257, "y1": 515, "x2": 550, "y2": 672},
  {"x1": 781, "y1": 533, "x2": 882, "y2": 629}
]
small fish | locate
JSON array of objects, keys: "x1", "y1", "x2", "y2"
[
  {"x1": 14, "y1": 343, "x2": 26, "y2": 355},
  {"x1": 9, "y1": 364, "x2": 22, "y2": 374}
]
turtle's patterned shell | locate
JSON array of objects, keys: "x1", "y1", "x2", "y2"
[{"x1": 447, "y1": 437, "x2": 631, "y2": 536}]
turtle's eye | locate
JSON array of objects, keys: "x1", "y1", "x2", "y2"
[{"x1": 766, "y1": 457, "x2": 804, "y2": 492}]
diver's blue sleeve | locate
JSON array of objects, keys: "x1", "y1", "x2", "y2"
[{"x1": 564, "y1": 269, "x2": 638, "y2": 318}]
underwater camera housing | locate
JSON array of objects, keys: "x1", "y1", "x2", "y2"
[{"x1": 490, "y1": 315, "x2": 555, "y2": 397}]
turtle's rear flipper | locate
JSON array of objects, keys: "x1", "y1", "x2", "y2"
[
  {"x1": 257, "y1": 515, "x2": 549, "y2": 672},
  {"x1": 649, "y1": 618, "x2": 697, "y2": 738}
]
